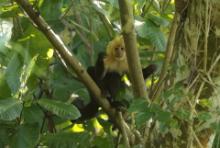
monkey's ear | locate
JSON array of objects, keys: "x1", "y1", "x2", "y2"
[{"x1": 142, "y1": 64, "x2": 157, "y2": 79}]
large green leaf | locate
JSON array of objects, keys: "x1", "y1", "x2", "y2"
[
  {"x1": 5, "y1": 54, "x2": 21, "y2": 94},
  {"x1": 10, "y1": 124, "x2": 40, "y2": 148},
  {"x1": 0, "y1": 99, "x2": 22, "y2": 121},
  {"x1": 51, "y1": 63, "x2": 88, "y2": 102},
  {"x1": 136, "y1": 20, "x2": 166, "y2": 51},
  {"x1": 38, "y1": 98, "x2": 81, "y2": 120}
]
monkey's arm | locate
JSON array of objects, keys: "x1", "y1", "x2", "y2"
[
  {"x1": 142, "y1": 64, "x2": 157, "y2": 80},
  {"x1": 95, "y1": 52, "x2": 107, "y2": 79},
  {"x1": 72, "y1": 97, "x2": 99, "y2": 123}
]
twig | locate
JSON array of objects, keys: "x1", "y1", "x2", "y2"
[
  {"x1": 191, "y1": 127, "x2": 204, "y2": 148},
  {"x1": 59, "y1": 0, "x2": 74, "y2": 19},
  {"x1": 203, "y1": 0, "x2": 212, "y2": 71}
]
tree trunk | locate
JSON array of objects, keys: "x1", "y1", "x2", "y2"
[{"x1": 174, "y1": 0, "x2": 220, "y2": 147}]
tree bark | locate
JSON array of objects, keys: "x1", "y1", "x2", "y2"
[
  {"x1": 118, "y1": 0, "x2": 147, "y2": 98},
  {"x1": 174, "y1": 0, "x2": 220, "y2": 147}
]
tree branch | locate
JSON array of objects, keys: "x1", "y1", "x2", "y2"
[
  {"x1": 118, "y1": 112, "x2": 130, "y2": 148},
  {"x1": 118, "y1": 0, "x2": 147, "y2": 98},
  {"x1": 150, "y1": 12, "x2": 180, "y2": 101}
]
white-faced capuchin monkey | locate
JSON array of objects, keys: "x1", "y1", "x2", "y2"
[
  {"x1": 103, "y1": 36, "x2": 128, "y2": 76},
  {"x1": 72, "y1": 36, "x2": 157, "y2": 123}
]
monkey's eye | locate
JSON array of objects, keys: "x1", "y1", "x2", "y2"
[{"x1": 115, "y1": 47, "x2": 124, "y2": 51}]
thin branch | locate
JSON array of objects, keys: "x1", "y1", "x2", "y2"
[
  {"x1": 95, "y1": 9, "x2": 114, "y2": 38},
  {"x1": 59, "y1": 0, "x2": 74, "y2": 20},
  {"x1": 192, "y1": 129, "x2": 204, "y2": 148},
  {"x1": 203, "y1": 0, "x2": 212, "y2": 71},
  {"x1": 150, "y1": 12, "x2": 180, "y2": 101}
]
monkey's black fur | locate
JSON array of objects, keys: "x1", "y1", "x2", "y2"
[{"x1": 72, "y1": 52, "x2": 156, "y2": 123}]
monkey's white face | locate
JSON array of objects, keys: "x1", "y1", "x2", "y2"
[{"x1": 114, "y1": 45, "x2": 126, "y2": 60}]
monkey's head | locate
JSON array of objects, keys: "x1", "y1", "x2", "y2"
[{"x1": 106, "y1": 36, "x2": 126, "y2": 60}]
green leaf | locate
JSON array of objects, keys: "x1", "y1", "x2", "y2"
[
  {"x1": 136, "y1": 20, "x2": 166, "y2": 51},
  {"x1": 42, "y1": 132, "x2": 90, "y2": 148},
  {"x1": 0, "y1": 73, "x2": 11, "y2": 99},
  {"x1": 5, "y1": 54, "x2": 21, "y2": 94},
  {"x1": 93, "y1": 135, "x2": 114, "y2": 148},
  {"x1": 21, "y1": 55, "x2": 38, "y2": 86},
  {"x1": 128, "y1": 99, "x2": 149, "y2": 113},
  {"x1": 105, "y1": 0, "x2": 118, "y2": 8},
  {"x1": 23, "y1": 104, "x2": 44, "y2": 125},
  {"x1": 0, "y1": 99, "x2": 22, "y2": 121},
  {"x1": 51, "y1": 64, "x2": 88, "y2": 102},
  {"x1": 0, "y1": 4, "x2": 19, "y2": 18},
  {"x1": 10, "y1": 124, "x2": 40, "y2": 148},
  {"x1": 0, "y1": 127, "x2": 10, "y2": 146},
  {"x1": 38, "y1": 98, "x2": 81, "y2": 120},
  {"x1": 148, "y1": 14, "x2": 169, "y2": 27},
  {"x1": 175, "y1": 108, "x2": 190, "y2": 121},
  {"x1": 198, "y1": 99, "x2": 212, "y2": 108},
  {"x1": 198, "y1": 112, "x2": 212, "y2": 121},
  {"x1": 212, "y1": 131, "x2": 220, "y2": 148},
  {"x1": 156, "y1": 110, "x2": 172, "y2": 123},
  {"x1": 135, "y1": 112, "x2": 152, "y2": 128}
]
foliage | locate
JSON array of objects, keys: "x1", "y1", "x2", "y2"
[
  {"x1": 0, "y1": 99, "x2": 22, "y2": 121},
  {"x1": 38, "y1": 98, "x2": 80, "y2": 120},
  {"x1": 0, "y1": 0, "x2": 219, "y2": 147}
]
